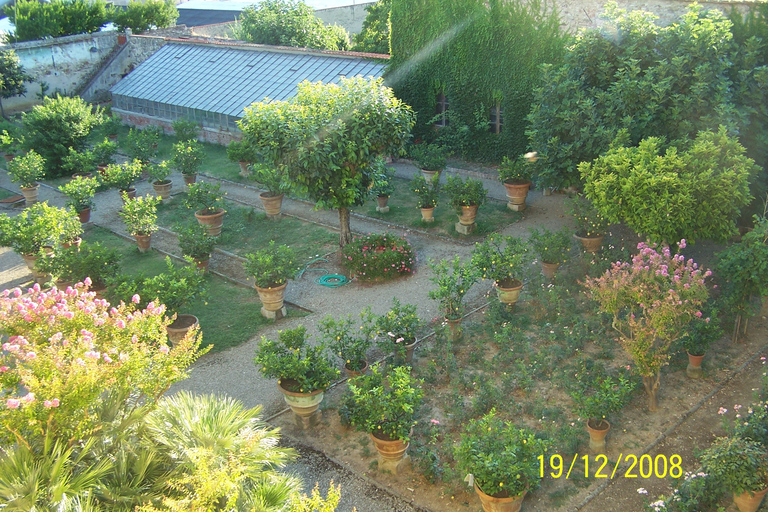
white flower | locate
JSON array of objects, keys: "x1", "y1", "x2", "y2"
[{"x1": 637, "y1": 488, "x2": 648, "y2": 495}]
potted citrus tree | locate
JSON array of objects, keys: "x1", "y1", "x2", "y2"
[
  {"x1": 569, "y1": 195, "x2": 610, "y2": 253},
  {"x1": 103, "y1": 113, "x2": 122, "y2": 141},
  {"x1": 410, "y1": 143, "x2": 446, "y2": 180},
  {"x1": 126, "y1": 126, "x2": 160, "y2": 167},
  {"x1": 411, "y1": 173, "x2": 440, "y2": 223},
  {"x1": 701, "y1": 436, "x2": 768, "y2": 512},
  {"x1": 444, "y1": 175, "x2": 487, "y2": 230},
  {"x1": 58, "y1": 176, "x2": 99, "y2": 223},
  {"x1": 176, "y1": 224, "x2": 217, "y2": 272},
  {"x1": 375, "y1": 298, "x2": 422, "y2": 365},
  {"x1": 318, "y1": 307, "x2": 376, "y2": 377},
  {"x1": 528, "y1": 227, "x2": 572, "y2": 279},
  {"x1": 148, "y1": 161, "x2": 173, "y2": 200},
  {"x1": 226, "y1": 139, "x2": 255, "y2": 177},
  {"x1": 0, "y1": 129, "x2": 22, "y2": 162},
  {"x1": 345, "y1": 364, "x2": 423, "y2": 471},
  {"x1": 37, "y1": 240, "x2": 120, "y2": 290},
  {"x1": 184, "y1": 182, "x2": 225, "y2": 236},
  {"x1": 249, "y1": 164, "x2": 291, "y2": 218},
  {"x1": 471, "y1": 234, "x2": 532, "y2": 306},
  {"x1": 428, "y1": 256, "x2": 478, "y2": 340},
  {"x1": 93, "y1": 138, "x2": 118, "y2": 171},
  {"x1": 118, "y1": 194, "x2": 160, "y2": 252},
  {"x1": 254, "y1": 325, "x2": 340, "y2": 424},
  {"x1": 498, "y1": 154, "x2": 534, "y2": 211},
  {"x1": 172, "y1": 139, "x2": 205, "y2": 186},
  {"x1": 7, "y1": 149, "x2": 44, "y2": 206},
  {"x1": 102, "y1": 159, "x2": 143, "y2": 202},
  {"x1": 370, "y1": 157, "x2": 396, "y2": 213},
  {"x1": 61, "y1": 148, "x2": 97, "y2": 179},
  {"x1": 243, "y1": 240, "x2": 298, "y2": 319},
  {"x1": 454, "y1": 409, "x2": 548, "y2": 512}
]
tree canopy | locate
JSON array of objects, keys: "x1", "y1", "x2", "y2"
[
  {"x1": 113, "y1": 0, "x2": 179, "y2": 34},
  {"x1": 0, "y1": 50, "x2": 30, "y2": 119},
  {"x1": 4, "y1": 0, "x2": 112, "y2": 42},
  {"x1": 239, "y1": 76, "x2": 415, "y2": 246},
  {"x1": 351, "y1": 0, "x2": 391, "y2": 54}
]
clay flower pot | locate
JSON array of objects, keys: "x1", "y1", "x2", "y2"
[
  {"x1": 420, "y1": 207, "x2": 435, "y2": 223},
  {"x1": 503, "y1": 180, "x2": 531, "y2": 212},
  {"x1": 238, "y1": 161, "x2": 250, "y2": 177},
  {"x1": 183, "y1": 173, "x2": 197, "y2": 186},
  {"x1": 370, "y1": 431, "x2": 409, "y2": 463},
  {"x1": 574, "y1": 233, "x2": 604, "y2": 253},
  {"x1": 586, "y1": 419, "x2": 610, "y2": 454},
  {"x1": 78, "y1": 208, "x2": 91, "y2": 224},
  {"x1": 152, "y1": 180, "x2": 173, "y2": 200},
  {"x1": 686, "y1": 352, "x2": 705, "y2": 379},
  {"x1": 458, "y1": 204, "x2": 479, "y2": 226},
  {"x1": 120, "y1": 187, "x2": 137, "y2": 204},
  {"x1": 134, "y1": 233, "x2": 151, "y2": 253},
  {"x1": 259, "y1": 192, "x2": 283, "y2": 218},
  {"x1": 20, "y1": 183, "x2": 40, "y2": 206},
  {"x1": 734, "y1": 486, "x2": 768, "y2": 512},
  {"x1": 474, "y1": 482, "x2": 527, "y2": 512},
  {"x1": 496, "y1": 278, "x2": 523, "y2": 306},
  {"x1": 277, "y1": 379, "x2": 324, "y2": 419},
  {"x1": 344, "y1": 359, "x2": 369, "y2": 379},
  {"x1": 376, "y1": 195, "x2": 390, "y2": 213},
  {"x1": 166, "y1": 314, "x2": 199, "y2": 345},
  {"x1": 195, "y1": 208, "x2": 225, "y2": 237},
  {"x1": 255, "y1": 281, "x2": 287, "y2": 318},
  {"x1": 541, "y1": 261, "x2": 560, "y2": 279}
]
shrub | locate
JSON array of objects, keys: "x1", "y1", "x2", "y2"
[
  {"x1": 172, "y1": 139, "x2": 205, "y2": 176},
  {"x1": 428, "y1": 256, "x2": 478, "y2": 320},
  {"x1": 113, "y1": 0, "x2": 179, "y2": 34},
  {"x1": 0, "y1": 203, "x2": 80, "y2": 255},
  {"x1": 341, "y1": 232, "x2": 415, "y2": 281},
  {"x1": 184, "y1": 182, "x2": 224, "y2": 215},
  {"x1": 318, "y1": 307, "x2": 375, "y2": 372},
  {"x1": 58, "y1": 175, "x2": 98, "y2": 212},
  {"x1": 570, "y1": 365, "x2": 635, "y2": 428},
  {"x1": 410, "y1": 143, "x2": 446, "y2": 171},
  {"x1": 7, "y1": 149, "x2": 44, "y2": 188},
  {"x1": 498, "y1": 155, "x2": 534, "y2": 184},
  {"x1": 171, "y1": 119, "x2": 200, "y2": 142},
  {"x1": 676, "y1": 303, "x2": 722, "y2": 356},
  {"x1": 92, "y1": 138, "x2": 118, "y2": 166},
  {"x1": 0, "y1": 50, "x2": 30, "y2": 117},
  {"x1": 5, "y1": 0, "x2": 111, "y2": 42},
  {"x1": 250, "y1": 164, "x2": 292, "y2": 196},
  {"x1": 471, "y1": 233, "x2": 531, "y2": 284},
  {"x1": 61, "y1": 147, "x2": 97, "y2": 177},
  {"x1": 102, "y1": 113, "x2": 121, "y2": 136},
  {"x1": 119, "y1": 194, "x2": 160, "y2": 235},
  {"x1": 36, "y1": 240, "x2": 120, "y2": 288},
  {"x1": 101, "y1": 159, "x2": 143, "y2": 191},
  {"x1": 176, "y1": 224, "x2": 217, "y2": 262},
  {"x1": 226, "y1": 140, "x2": 256, "y2": 163},
  {"x1": 568, "y1": 195, "x2": 609, "y2": 237},
  {"x1": 147, "y1": 160, "x2": 172, "y2": 184},
  {"x1": 126, "y1": 127, "x2": 160, "y2": 165},
  {"x1": 242, "y1": 240, "x2": 298, "y2": 288},
  {"x1": 444, "y1": 175, "x2": 486, "y2": 212},
  {"x1": 114, "y1": 257, "x2": 205, "y2": 316},
  {"x1": 643, "y1": 471, "x2": 723, "y2": 512},
  {"x1": 701, "y1": 436, "x2": 768, "y2": 496},
  {"x1": 411, "y1": 173, "x2": 440, "y2": 208},
  {"x1": 528, "y1": 227, "x2": 572, "y2": 265},
  {"x1": 21, "y1": 96, "x2": 102, "y2": 178},
  {"x1": 369, "y1": 157, "x2": 396, "y2": 198},
  {"x1": 375, "y1": 297, "x2": 421, "y2": 363}
]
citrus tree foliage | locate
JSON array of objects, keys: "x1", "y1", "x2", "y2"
[
  {"x1": 113, "y1": 0, "x2": 179, "y2": 34},
  {"x1": 22, "y1": 96, "x2": 103, "y2": 178},
  {"x1": 239, "y1": 76, "x2": 415, "y2": 246},
  {"x1": 351, "y1": 0, "x2": 391, "y2": 54},
  {"x1": 527, "y1": 2, "x2": 768, "y2": 193},
  {"x1": 0, "y1": 50, "x2": 30, "y2": 119},
  {"x1": 388, "y1": 0, "x2": 568, "y2": 161},
  {"x1": 4, "y1": 0, "x2": 112, "y2": 42},
  {"x1": 234, "y1": 0, "x2": 350, "y2": 51},
  {"x1": 580, "y1": 128, "x2": 759, "y2": 244}
]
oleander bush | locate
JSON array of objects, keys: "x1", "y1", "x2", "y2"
[{"x1": 341, "y1": 232, "x2": 415, "y2": 281}]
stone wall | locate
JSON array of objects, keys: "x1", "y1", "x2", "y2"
[
  {"x1": 112, "y1": 108, "x2": 241, "y2": 145},
  {"x1": 315, "y1": 2, "x2": 376, "y2": 34}
]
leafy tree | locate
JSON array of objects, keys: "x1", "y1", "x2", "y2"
[
  {"x1": 351, "y1": 0, "x2": 391, "y2": 54},
  {"x1": 113, "y1": 0, "x2": 179, "y2": 34},
  {"x1": 234, "y1": 0, "x2": 350, "y2": 51},
  {"x1": 22, "y1": 95, "x2": 103, "y2": 178},
  {"x1": 4, "y1": 0, "x2": 112, "y2": 42},
  {"x1": 0, "y1": 50, "x2": 30, "y2": 119},
  {"x1": 239, "y1": 76, "x2": 414, "y2": 246}
]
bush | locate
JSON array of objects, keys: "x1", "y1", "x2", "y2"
[
  {"x1": 119, "y1": 194, "x2": 160, "y2": 235},
  {"x1": 58, "y1": 175, "x2": 98, "y2": 212},
  {"x1": 528, "y1": 227, "x2": 572, "y2": 265},
  {"x1": 176, "y1": 224, "x2": 217, "y2": 262},
  {"x1": 411, "y1": 173, "x2": 440, "y2": 208},
  {"x1": 701, "y1": 436, "x2": 768, "y2": 496},
  {"x1": 444, "y1": 175, "x2": 486, "y2": 212},
  {"x1": 92, "y1": 138, "x2": 118, "y2": 166},
  {"x1": 471, "y1": 233, "x2": 531, "y2": 284},
  {"x1": 409, "y1": 143, "x2": 446, "y2": 171},
  {"x1": 5, "y1": 0, "x2": 111, "y2": 42},
  {"x1": 125, "y1": 126, "x2": 160, "y2": 165},
  {"x1": 318, "y1": 307, "x2": 375, "y2": 372},
  {"x1": 341, "y1": 232, "x2": 415, "y2": 281},
  {"x1": 184, "y1": 182, "x2": 223, "y2": 215},
  {"x1": 171, "y1": 119, "x2": 200, "y2": 142},
  {"x1": 172, "y1": 139, "x2": 205, "y2": 176},
  {"x1": 37, "y1": 240, "x2": 120, "y2": 288},
  {"x1": 22, "y1": 96, "x2": 102, "y2": 178},
  {"x1": 61, "y1": 147, "x2": 97, "y2": 177},
  {"x1": 428, "y1": 256, "x2": 478, "y2": 320},
  {"x1": 0, "y1": 203, "x2": 80, "y2": 255},
  {"x1": 101, "y1": 159, "x2": 143, "y2": 191},
  {"x1": 7, "y1": 149, "x2": 44, "y2": 188},
  {"x1": 375, "y1": 297, "x2": 421, "y2": 363},
  {"x1": 242, "y1": 240, "x2": 298, "y2": 288},
  {"x1": 369, "y1": 158, "x2": 396, "y2": 198},
  {"x1": 113, "y1": 0, "x2": 178, "y2": 34}
]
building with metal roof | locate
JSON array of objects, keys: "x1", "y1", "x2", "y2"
[{"x1": 110, "y1": 41, "x2": 386, "y2": 137}]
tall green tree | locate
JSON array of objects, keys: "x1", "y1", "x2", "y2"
[
  {"x1": 113, "y1": 0, "x2": 179, "y2": 34},
  {"x1": 0, "y1": 50, "x2": 30, "y2": 119},
  {"x1": 351, "y1": 0, "x2": 391, "y2": 54},
  {"x1": 239, "y1": 76, "x2": 414, "y2": 246},
  {"x1": 4, "y1": 0, "x2": 112, "y2": 42},
  {"x1": 234, "y1": 0, "x2": 350, "y2": 51}
]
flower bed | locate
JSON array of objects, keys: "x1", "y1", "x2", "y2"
[{"x1": 342, "y1": 232, "x2": 415, "y2": 281}]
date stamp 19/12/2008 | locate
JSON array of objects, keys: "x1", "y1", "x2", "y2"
[{"x1": 538, "y1": 453, "x2": 683, "y2": 479}]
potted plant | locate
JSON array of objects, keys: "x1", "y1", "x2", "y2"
[
  {"x1": 471, "y1": 234, "x2": 532, "y2": 306},
  {"x1": 171, "y1": 119, "x2": 200, "y2": 142},
  {"x1": 0, "y1": 129, "x2": 23, "y2": 162},
  {"x1": 444, "y1": 175, "x2": 487, "y2": 229},
  {"x1": 184, "y1": 182, "x2": 225, "y2": 236},
  {"x1": 569, "y1": 195, "x2": 609, "y2": 253},
  {"x1": 498, "y1": 154, "x2": 534, "y2": 211},
  {"x1": 61, "y1": 148, "x2": 97, "y2": 179},
  {"x1": 375, "y1": 298, "x2": 421, "y2": 365},
  {"x1": 345, "y1": 364, "x2": 423, "y2": 469},
  {"x1": 428, "y1": 256, "x2": 478, "y2": 340},
  {"x1": 701, "y1": 436, "x2": 768, "y2": 512},
  {"x1": 93, "y1": 138, "x2": 118, "y2": 170},
  {"x1": 172, "y1": 139, "x2": 205, "y2": 185},
  {"x1": 570, "y1": 367, "x2": 635, "y2": 454},
  {"x1": 226, "y1": 139, "x2": 255, "y2": 177},
  {"x1": 126, "y1": 126, "x2": 160, "y2": 167},
  {"x1": 101, "y1": 159, "x2": 143, "y2": 202},
  {"x1": 370, "y1": 157, "x2": 396, "y2": 213},
  {"x1": 454, "y1": 409, "x2": 548, "y2": 512},
  {"x1": 528, "y1": 227, "x2": 572, "y2": 279},
  {"x1": 176, "y1": 224, "x2": 218, "y2": 272},
  {"x1": 410, "y1": 143, "x2": 446, "y2": 179},
  {"x1": 58, "y1": 176, "x2": 99, "y2": 223},
  {"x1": 249, "y1": 164, "x2": 291, "y2": 218},
  {"x1": 243, "y1": 240, "x2": 298, "y2": 319},
  {"x1": 319, "y1": 307, "x2": 376, "y2": 376},
  {"x1": 103, "y1": 113, "x2": 122, "y2": 141},
  {"x1": 411, "y1": 173, "x2": 440, "y2": 223},
  {"x1": 118, "y1": 193, "x2": 160, "y2": 252},
  {"x1": 7, "y1": 149, "x2": 44, "y2": 206},
  {"x1": 148, "y1": 160, "x2": 173, "y2": 200},
  {"x1": 254, "y1": 325, "x2": 340, "y2": 423},
  {"x1": 677, "y1": 304, "x2": 722, "y2": 379},
  {"x1": 36, "y1": 240, "x2": 120, "y2": 290}
]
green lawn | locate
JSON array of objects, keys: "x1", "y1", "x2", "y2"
[
  {"x1": 353, "y1": 176, "x2": 520, "y2": 238},
  {"x1": 83, "y1": 225, "x2": 295, "y2": 353}
]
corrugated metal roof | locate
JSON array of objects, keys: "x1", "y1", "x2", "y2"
[{"x1": 110, "y1": 43, "x2": 386, "y2": 118}]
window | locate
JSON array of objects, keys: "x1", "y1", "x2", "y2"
[
  {"x1": 435, "y1": 92, "x2": 449, "y2": 127},
  {"x1": 490, "y1": 103, "x2": 503, "y2": 134}
]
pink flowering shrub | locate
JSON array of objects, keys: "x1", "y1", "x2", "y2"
[
  {"x1": 0, "y1": 281, "x2": 208, "y2": 448},
  {"x1": 342, "y1": 232, "x2": 415, "y2": 281},
  {"x1": 584, "y1": 241, "x2": 711, "y2": 411}
]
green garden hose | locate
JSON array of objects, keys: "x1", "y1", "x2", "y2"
[{"x1": 297, "y1": 257, "x2": 349, "y2": 287}]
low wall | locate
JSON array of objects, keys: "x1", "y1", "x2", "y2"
[
  {"x1": 112, "y1": 108, "x2": 241, "y2": 146},
  {"x1": 315, "y1": 2, "x2": 376, "y2": 34}
]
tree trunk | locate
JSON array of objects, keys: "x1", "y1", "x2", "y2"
[
  {"x1": 732, "y1": 314, "x2": 742, "y2": 343},
  {"x1": 0, "y1": 98, "x2": 5, "y2": 120},
  {"x1": 338, "y1": 207, "x2": 352, "y2": 247},
  {"x1": 642, "y1": 373, "x2": 660, "y2": 412}
]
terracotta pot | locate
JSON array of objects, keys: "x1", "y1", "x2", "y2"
[
  {"x1": 195, "y1": 258, "x2": 210, "y2": 272},
  {"x1": 108, "y1": 133, "x2": 118, "y2": 141},
  {"x1": 134, "y1": 233, "x2": 151, "y2": 253},
  {"x1": 152, "y1": 180, "x2": 172, "y2": 200},
  {"x1": 97, "y1": 164, "x2": 108, "y2": 176},
  {"x1": 255, "y1": 281, "x2": 287, "y2": 312},
  {"x1": 183, "y1": 173, "x2": 197, "y2": 186},
  {"x1": 376, "y1": 195, "x2": 390, "y2": 213},
  {"x1": 344, "y1": 359, "x2": 369, "y2": 379},
  {"x1": 586, "y1": 419, "x2": 610, "y2": 454},
  {"x1": 474, "y1": 482, "x2": 526, "y2": 512},
  {"x1": 259, "y1": 192, "x2": 283, "y2": 218},
  {"x1": 420, "y1": 207, "x2": 435, "y2": 223},
  {"x1": 496, "y1": 278, "x2": 523, "y2": 306},
  {"x1": 78, "y1": 208, "x2": 91, "y2": 223},
  {"x1": 404, "y1": 339, "x2": 417, "y2": 363},
  {"x1": 19, "y1": 183, "x2": 39, "y2": 206},
  {"x1": 61, "y1": 237, "x2": 82, "y2": 250},
  {"x1": 3, "y1": 153, "x2": 15, "y2": 163},
  {"x1": 734, "y1": 486, "x2": 768, "y2": 512},
  {"x1": 195, "y1": 208, "x2": 225, "y2": 237},
  {"x1": 21, "y1": 253, "x2": 49, "y2": 284},
  {"x1": 421, "y1": 169, "x2": 440, "y2": 180},
  {"x1": 574, "y1": 233, "x2": 604, "y2": 254},
  {"x1": 370, "y1": 431, "x2": 409, "y2": 463},
  {"x1": 445, "y1": 317, "x2": 462, "y2": 342},
  {"x1": 503, "y1": 180, "x2": 531, "y2": 211},
  {"x1": 166, "y1": 314, "x2": 198, "y2": 345},
  {"x1": 541, "y1": 261, "x2": 560, "y2": 279},
  {"x1": 238, "y1": 161, "x2": 251, "y2": 177},
  {"x1": 277, "y1": 379, "x2": 324, "y2": 418},
  {"x1": 72, "y1": 172, "x2": 93, "y2": 179},
  {"x1": 120, "y1": 187, "x2": 137, "y2": 203},
  {"x1": 686, "y1": 352, "x2": 705, "y2": 379},
  {"x1": 458, "y1": 204, "x2": 479, "y2": 226}
]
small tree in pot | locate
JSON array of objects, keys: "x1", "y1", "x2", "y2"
[
  {"x1": 444, "y1": 175, "x2": 487, "y2": 229},
  {"x1": 172, "y1": 138, "x2": 205, "y2": 185},
  {"x1": 184, "y1": 182, "x2": 225, "y2": 236},
  {"x1": 101, "y1": 159, "x2": 143, "y2": 201},
  {"x1": 568, "y1": 195, "x2": 610, "y2": 253},
  {"x1": 172, "y1": 119, "x2": 199, "y2": 142},
  {"x1": 701, "y1": 436, "x2": 768, "y2": 512},
  {"x1": 148, "y1": 160, "x2": 173, "y2": 200},
  {"x1": 375, "y1": 297, "x2": 422, "y2": 365},
  {"x1": 249, "y1": 164, "x2": 291, "y2": 218},
  {"x1": 498, "y1": 154, "x2": 535, "y2": 211},
  {"x1": 411, "y1": 173, "x2": 440, "y2": 222},
  {"x1": 92, "y1": 138, "x2": 118, "y2": 167},
  {"x1": 103, "y1": 113, "x2": 122, "y2": 140},
  {"x1": 37, "y1": 240, "x2": 120, "y2": 289},
  {"x1": 370, "y1": 157, "x2": 395, "y2": 213},
  {"x1": 0, "y1": 129, "x2": 23, "y2": 160},
  {"x1": 429, "y1": 256, "x2": 478, "y2": 340},
  {"x1": 119, "y1": 193, "x2": 160, "y2": 253},
  {"x1": 7, "y1": 149, "x2": 44, "y2": 205},
  {"x1": 528, "y1": 227, "x2": 572, "y2": 278},
  {"x1": 61, "y1": 147, "x2": 97, "y2": 178},
  {"x1": 319, "y1": 306, "x2": 376, "y2": 375},
  {"x1": 410, "y1": 143, "x2": 446, "y2": 179},
  {"x1": 243, "y1": 240, "x2": 298, "y2": 319},
  {"x1": 176, "y1": 223, "x2": 217, "y2": 271},
  {"x1": 126, "y1": 126, "x2": 160, "y2": 166},
  {"x1": 227, "y1": 139, "x2": 256, "y2": 176},
  {"x1": 58, "y1": 175, "x2": 99, "y2": 223},
  {"x1": 471, "y1": 234, "x2": 532, "y2": 306}
]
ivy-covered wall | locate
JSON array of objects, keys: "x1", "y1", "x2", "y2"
[{"x1": 388, "y1": 0, "x2": 569, "y2": 162}]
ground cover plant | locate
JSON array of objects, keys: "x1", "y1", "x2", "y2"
[{"x1": 341, "y1": 232, "x2": 415, "y2": 281}]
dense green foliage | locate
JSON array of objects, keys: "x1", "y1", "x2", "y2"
[
  {"x1": 351, "y1": 0, "x2": 391, "y2": 54},
  {"x1": 341, "y1": 232, "x2": 415, "y2": 281},
  {"x1": 389, "y1": 0, "x2": 568, "y2": 161},
  {"x1": 4, "y1": 0, "x2": 111, "y2": 42},
  {"x1": 234, "y1": 0, "x2": 349, "y2": 50},
  {"x1": 0, "y1": 50, "x2": 30, "y2": 118},
  {"x1": 37, "y1": 240, "x2": 120, "y2": 288},
  {"x1": 113, "y1": 0, "x2": 178, "y2": 34}
]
